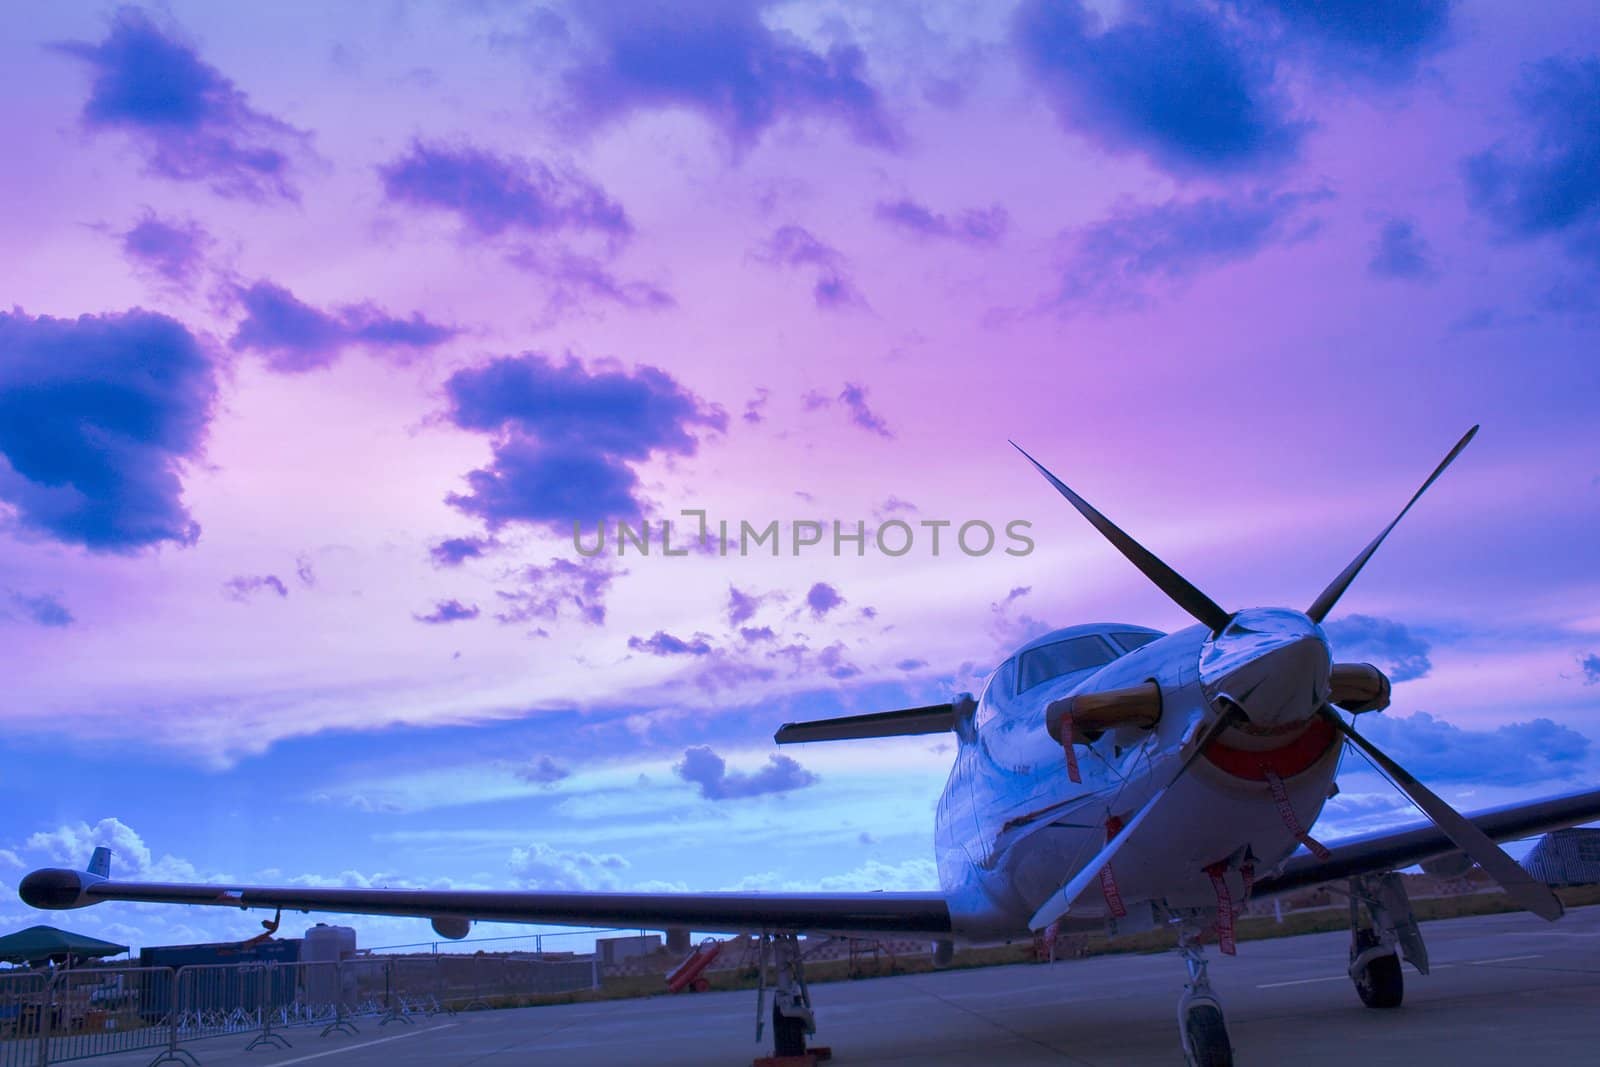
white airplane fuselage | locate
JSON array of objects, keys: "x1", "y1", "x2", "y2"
[{"x1": 937, "y1": 609, "x2": 1341, "y2": 942}]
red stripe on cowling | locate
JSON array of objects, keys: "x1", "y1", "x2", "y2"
[{"x1": 1201, "y1": 713, "x2": 1336, "y2": 781}]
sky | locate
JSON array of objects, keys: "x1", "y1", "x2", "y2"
[{"x1": 1, "y1": 0, "x2": 1598, "y2": 956}]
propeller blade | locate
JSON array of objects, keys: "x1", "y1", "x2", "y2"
[
  {"x1": 1306, "y1": 426, "x2": 1478, "y2": 623},
  {"x1": 1011, "y1": 442, "x2": 1232, "y2": 633},
  {"x1": 1330, "y1": 713, "x2": 1563, "y2": 921},
  {"x1": 1029, "y1": 710, "x2": 1240, "y2": 930}
]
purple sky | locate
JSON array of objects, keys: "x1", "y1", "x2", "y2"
[{"x1": 2, "y1": 1, "x2": 1598, "y2": 954}]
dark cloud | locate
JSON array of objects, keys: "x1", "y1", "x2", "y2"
[
  {"x1": 740, "y1": 625, "x2": 776, "y2": 643},
  {"x1": 294, "y1": 555, "x2": 315, "y2": 587},
  {"x1": 742, "y1": 387, "x2": 770, "y2": 425},
  {"x1": 514, "y1": 755, "x2": 571, "y2": 785},
  {"x1": 1463, "y1": 56, "x2": 1600, "y2": 272},
  {"x1": 53, "y1": 8, "x2": 304, "y2": 199},
  {"x1": 229, "y1": 281, "x2": 459, "y2": 374},
  {"x1": 815, "y1": 641, "x2": 861, "y2": 679},
  {"x1": 628, "y1": 630, "x2": 714, "y2": 656},
  {"x1": 429, "y1": 535, "x2": 496, "y2": 568},
  {"x1": 445, "y1": 353, "x2": 725, "y2": 529},
  {"x1": 120, "y1": 212, "x2": 210, "y2": 286},
  {"x1": 1322, "y1": 613, "x2": 1431, "y2": 682},
  {"x1": 754, "y1": 226, "x2": 867, "y2": 310},
  {"x1": 896, "y1": 657, "x2": 927, "y2": 671},
  {"x1": 413, "y1": 599, "x2": 480, "y2": 624},
  {"x1": 990, "y1": 585, "x2": 1052, "y2": 647},
  {"x1": 1355, "y1": 711, "x2": 1590, "y2": 786},
  {"x1": 494, "y1": 558, "x2": 618, "y2": 627},
  {"x1": 1367, "y1": 216, "x2": 1435, "y2": 280},
  {"x1": 5, "y1": 591, "x2": 75, "y2": 628},
  {"x1": 806, "y1": 581, "x2": 845, "y2": 619},
  {"x1": 837, "y1": 382, "x2": 892, "y2": 438},
  {"x1": 1228, "y1": 0, "x2": 1454, "y2": 84},
  {"x1": 379, "y1": 140, "x2": 630, "y2": 239},
  {"x1": 559, "y1": 1, "x2": 896, "y2": 151},
  {"x1": 1013, "y1": 0, "x2": 1305, "y2": 176},
  {"x1": 1053, "y1": 188, "x2": 1328, "y2": 310},
  {"x1": 874, "y1": 198, "x2": 1008, "y2": 244},
  {"x1": 0, "y1": 308, "x2": 215, "y2": 553},
  {"x1": 674, "y1": 745, "x2": 819, "y2": 800},
  {"x1": 1580, "y1": 653, "x2": 1600, "y2": 685},
  {"x1": 223, "y1": 574, "x2": 288, "y2": 601},
  {"x1": 728, "y1": 585, "x2": 761, "y2": 626}
]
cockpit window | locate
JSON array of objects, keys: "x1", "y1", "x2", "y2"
[
  {"x1": 1016, "y1": 636, "x2": 1117, "y2": 693},
  {"x1": 1111, "y1": 631, "x2": 1161, "y2": 653}
]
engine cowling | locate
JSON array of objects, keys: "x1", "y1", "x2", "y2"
[{"x1": 431, "y1": 916, "x2": 471, "y2": 940}]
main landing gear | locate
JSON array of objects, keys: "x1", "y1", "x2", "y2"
[
  {"x1": 754, "y1": 933, "x2": 830, "y2": 1065},
  {"x1": 1176, "y1": 924, "x2": 1232, "y2": 1067},
  {"x1": 1347, "y1": 872, "x2": 1428, "y2": 1010}
]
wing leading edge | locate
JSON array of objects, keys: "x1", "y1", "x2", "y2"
[
  {"x1": 17, "y1": 871, "x2": 951, "y2": 937},
  {"x1": 1254, "y1": 786, "x2": 1600, "y2": 898}
]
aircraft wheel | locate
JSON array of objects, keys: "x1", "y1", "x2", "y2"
[
  {"x1": 1353, "y1": 951, "x2": 1404, "y2": 1009},
  {"x1": 1182, "y1": 1004, "x2": 1233, "y2": 1067},
  {"x1": 690, "y1": 977, "x2": 710, "y2": 993},
  {"x1": 772, "y1": 1003, "x2": 807, "y2": 1057}
]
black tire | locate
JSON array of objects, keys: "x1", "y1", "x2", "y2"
[
  {"x1": 1184, "y1": 1005, "x2": 1233, "y2": 1067},
  {"x1": 772, "y1": 1003, "x2": 807, "y2": 1057},
  {"x1": 1354, "y1": 951, "x2": 1404, "y2": 1009}
]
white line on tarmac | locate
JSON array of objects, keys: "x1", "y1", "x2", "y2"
[
  {"x1": 1465, "y1": 954, "x2": 1543, "y2": 965},
  {"x1": 266, "y1": 1023, "x2": 458, "y2": 1065},
  {"x1": 1256, "y1": 975, "x2": 1347, "y2": 989}
]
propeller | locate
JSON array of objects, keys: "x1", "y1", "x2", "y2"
[
  {"x1": 1331, "y1": 713, "x2": 1563, "y2": 920},
  {"x1": 1306, "y1": 425, "x2": 1478, "y2": 623},
  {"x1": 1010, "y1": 441, "x2": 1231, "y2": 633},
  {"x1": 1017, "y1": 426, "x2": 1567, "y2": 924}
]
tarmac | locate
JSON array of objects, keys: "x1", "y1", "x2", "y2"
[{"x1": 63, "y1": 905, "x2": 1600, "y2": 1066}]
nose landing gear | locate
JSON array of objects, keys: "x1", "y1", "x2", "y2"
[
  {"x1": 1347, "y1": 872, "x2": 1427, "y2": 1010},
  {"x1": 1177, "y1": 925, "x2": 1233, "y2": 1067}
]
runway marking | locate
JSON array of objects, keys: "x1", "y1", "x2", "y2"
[
  {"x1": 1465, "y1": 954, "x2": 1543, "y2": 965},
  {"x1": 267, "y1": 1023, "x2": 458, "y2": 1065},
  {"x1": 1257, "y1": 975, "x2": 1346, "y2": 988}
]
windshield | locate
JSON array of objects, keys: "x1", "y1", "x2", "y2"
[
  {"x1": 1112, "y1": 631, "x2": 1161, "y2": 653},
  {"x1": 1016, "y1": 635, "x2": 1117, "y2": 693}
]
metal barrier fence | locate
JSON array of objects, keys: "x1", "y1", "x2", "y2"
[{"x1": 0, "y1": 953, "x2": 599, "y2": 1066}]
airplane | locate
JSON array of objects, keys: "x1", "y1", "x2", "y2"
[{"x1": 21, "y1": 425, "x2": 1600, "y2": 1066}]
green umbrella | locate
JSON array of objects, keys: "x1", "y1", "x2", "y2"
[{"x1": 0, "y1": 926, "x2": 129, "y2": 966}]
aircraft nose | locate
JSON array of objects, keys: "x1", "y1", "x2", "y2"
[{"x1": 1200, "y1": 610, "x2": 1332, "y2": 734}]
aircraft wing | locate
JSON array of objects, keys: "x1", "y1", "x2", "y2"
[
  {"x1": 18, "y1": 870, "x2": 952, "y2": 937},
  {"x1": 1252, "y1": 786, "x2": 1600, "y2": 898}
]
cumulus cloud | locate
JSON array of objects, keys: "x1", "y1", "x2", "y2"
[
  {"x1": 120, "y1": 211, "x2": 210, "y2": 286},
  {"x1": 494, "y1": 558, "x2": 619, "y2": 627},
  {"x1": 674, "y1": 745, "x2": 819, "y2": 800},
  {"x1": 730, "y1": 857, "x2": 938, "y2": 892},
  {"x1": 1013, "y1": 0, "x2": 1305, "y2": 176},
  {"x1": 837, "y1": 382, "x2": 892, "y2": 438},
  {"x1": 1580, "y1": 653, "x2": 1600, "y2": 685},
  {"x1": 429, "y1": 535, "x2": 497, "y2": 568},
  {"x1": 4, "y1": 591, "x2": 75, "y2": 628},
  {"x1": 229, "y1": 280, "x2": 458, "y2": 373},
  {"x1": 508, "y1": 842, "x2": 628, "y2": 890},
  {"x1": 1354, "y1": 711, "x2": 1591, "y2": 786},
  {"x1": 1464, "y1": 56, "x2": 1600, "y2": 273},
  {"x1": 52, "y1": 8, "x2": 305, "y2": 199},
  {"x1": 0, "y1": 308, "x2": 215, "y2": 553},
  {"x1": 23, "y1": 817, "x2": 196, "y2": 881},
  {"x1": 754, "y1": 226, "x2": 867, "y2": 310},
  {"x1": 1052, "y1": 188, "x2": 1328, "y2": 310},
  {"x1": 806, "y1": 581, "x2": 845, "y2": 619},
  {"x1": 413, "y1": 598, "x2": 480, "y2": 624},
  {"x1": 380, "y1": 140, "x2": 631, "y2": 240},
  {"x1": 990, "y1": 585, "x2": 1052, "y2": 647},
  {"x1": 445, "y1": 353, "x2": 725, "y2": 530},
  {"x1": 557, "y1": 1, "x2": 896, "y2": 151},
  {"x1": 1367, "y1": 216, "x2": 1436, "y2": 280},
  {"x1": 742, "y1": 387, "x2": 770, "y2": 425},
  {"x1": 874, "y1": 198, "x2": 1008, "y2": 244},
  {"x1": 1323, "y1": 613, "x2": 1432, "y2": 682},
  {"x1": 222, "y1": 574, "x2": 288, "y2": 601},
  {"x1": 628, "y1": 630, "x2": 714, "y2": 656}
]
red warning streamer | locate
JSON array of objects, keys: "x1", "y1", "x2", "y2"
[
  {"x1": 1205, "y1": 862, "x2": 1237, "y2": 956},
  {"x1": 1262, "y1": 768, "x2": 1332, "y2": 861},
  {"x1": 1099, "y1": 814, "x2": 1127, "y2": 918}
]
